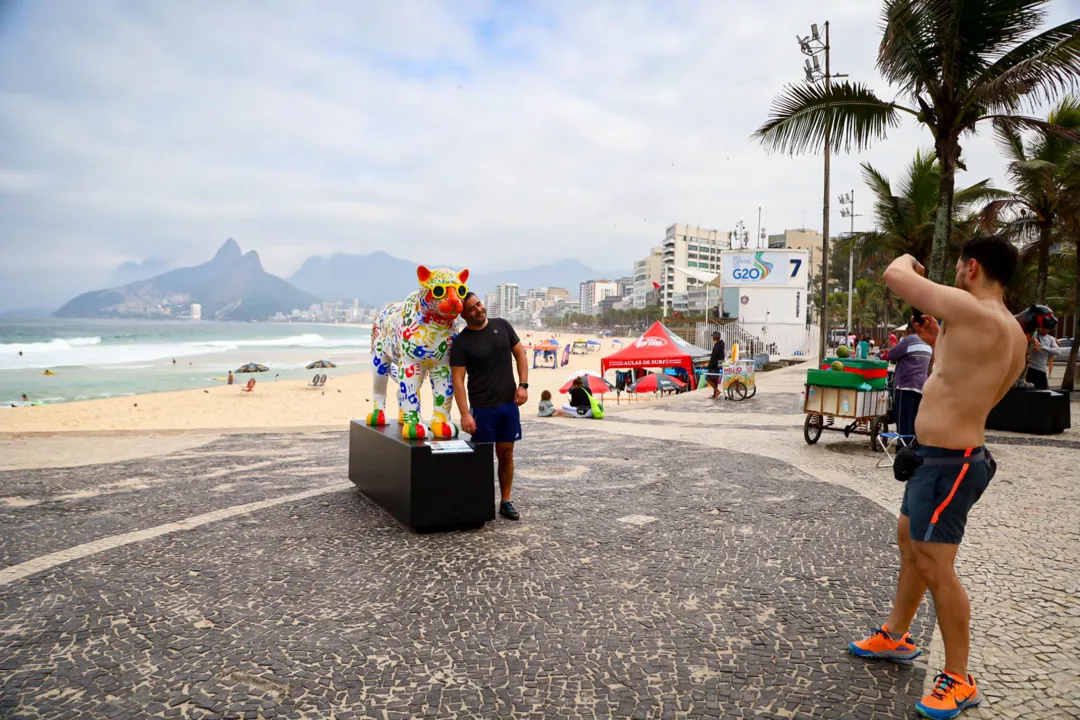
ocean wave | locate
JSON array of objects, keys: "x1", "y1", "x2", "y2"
[{"x1": 0, "y1": 336, "x2": 103, "y2": 354}]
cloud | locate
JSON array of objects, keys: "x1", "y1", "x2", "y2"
[{"x1": 0, "y1": 0, "x2": 1075, "y2": 309}]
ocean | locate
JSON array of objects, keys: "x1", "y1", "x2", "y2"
[{"x1": 0, "y1": 319, "x2": 371, "y2": 406}]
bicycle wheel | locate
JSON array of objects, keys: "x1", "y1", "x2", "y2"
[{"x1": 804, "y1": 413, "x2": 823, "y2": 444}]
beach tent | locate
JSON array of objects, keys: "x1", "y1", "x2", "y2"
[
  {"x1": 600, "y1": 322, "x2": 712, "y2": 389},
  {"x1": 531, "y1": 341, "x2": 559, "y2": 369}
]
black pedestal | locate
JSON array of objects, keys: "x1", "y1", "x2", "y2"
[
  {"x1": 986, "y1": 388, "x2": 1071, "y2": 435},
  {"x1": 348, "y1": 421, "x2": 496, "y2": 532}
]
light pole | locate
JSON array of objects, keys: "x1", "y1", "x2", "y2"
[
  {"x1": 838, "y1": 190, "x2": 861, "y2": 339},
  {"x1": 798, "y1": 22, "x2": 846, "y2": 361}
]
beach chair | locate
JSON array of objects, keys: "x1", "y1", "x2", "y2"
[
  {"x1": 242, "y1": 378, "x2": 256, "y2": 393},
  {"x1": 308, "y1": 374, "x2": 320, "y2": 387},
  {"x1": 319, "y1": 374, "x2": 328, "y2": 386},
  {"x1": 876, "y1": 432, "x2": 914, "y2": 468}
]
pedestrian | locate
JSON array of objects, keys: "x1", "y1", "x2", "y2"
[
  {"x1": 1026, "y1": 325, "x2": 1069, "y2": 389},
  {"x1": 707, "y1": 330, "x2": 725, "y2": 399},
  {"x1": 21, "y1": 394, "x2": 28, "y2": 402},
  {"x1": 850, "y1": 235, "x2": 1026, "y2": 718},
  {"x1": 227, "y1": 371, "x2": 234, "y2": 385},
  {"x1": 450, "y1": 292, "x2": 529, "y2": 521},
  {"x1": 883, "y1": 310, "x2": 934, "y2": 438}
]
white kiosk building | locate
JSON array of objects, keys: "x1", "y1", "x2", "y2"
[{"x1": 672, "y1": 248, "x2": 814, "y2": 358}]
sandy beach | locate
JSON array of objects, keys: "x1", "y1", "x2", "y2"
[{"x1": 0, "y1": 335, "x2": 654, "y2": 436}]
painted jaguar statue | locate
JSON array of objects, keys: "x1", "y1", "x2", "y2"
[{"x1": 367, "y1": 265, "x2": 469, "y2": 439}]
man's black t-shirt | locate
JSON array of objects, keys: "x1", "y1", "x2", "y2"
[
  {"x1": 449, "y1": 318, "x2": 520, "y2": 408},
  {"x1": 708, "y1": 339, "x2": 726, "y2": 371}
]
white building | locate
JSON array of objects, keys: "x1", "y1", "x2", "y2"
[
  {"x1": 189, "y1": 303, "x2": 202, "y2": 320},
  {"x1": 579, "y1": 280, "x2": 619, "y2": 316},
  {"x1": 485, "y1": 291, "x2": 499, "y2": 318},
  {"x1": 768, "y1": 229, "x2": 824, "y2": 284},
  {"x1": 660, "y1": 223, "x2": 730, "y2": 311},
  {"x1": 633, "y1": 247, "x2": 664, "y2": 309},
  {"x1": 493, "y1": 283, "x2": 519, "y2": 319}
]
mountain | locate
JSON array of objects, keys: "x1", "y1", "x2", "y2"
[
  {"x1": 110, "y1": 256, "x2": 175, "y2": 286},
  {"x1": 289, "y1": 252, "x2": 620, "y2": 306},
  {"x1": 55, "y1": 239, "x2": 320, "y2": 321}
]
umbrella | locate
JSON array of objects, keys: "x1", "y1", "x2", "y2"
[
  {"x1": 235, "y1": 363, "x2": 269, "y2": 373},
  {"x1": 559, "y1": 370, "x2": 615, "y2": 395},
  {"x1": 629, "y1": 373, "x2": 686, "y2": 394},
  {"x1": 306, "y1": 360, "x2": 337, "y2": 369}
]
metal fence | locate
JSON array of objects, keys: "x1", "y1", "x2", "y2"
[{"x1": 696, "y1": 322, "x2": 818, "y2": 360}]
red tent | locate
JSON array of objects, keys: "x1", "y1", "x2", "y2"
[{"x1": 601, "y1": 322, "x2": 710, "y2": 388}]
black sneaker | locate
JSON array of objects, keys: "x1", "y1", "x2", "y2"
[{"x1": 499, "y1": 501, "x2": 520, "y2": 521}]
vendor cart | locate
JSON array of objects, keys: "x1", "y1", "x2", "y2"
[
  {"x1": 722, "y1": 362, "x2": 757, "y2": 401},
  {"x1": 802, "y1": 359, "x2": 890, "y2": 449}
]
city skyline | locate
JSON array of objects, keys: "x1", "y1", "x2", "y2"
[{"x1": 3, "y1": 1, "x2": 1074, "y2": 311}]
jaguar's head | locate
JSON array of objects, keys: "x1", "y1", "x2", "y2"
[{"x1": 416, "y1": 265, "x2": 470, "y2": 320}]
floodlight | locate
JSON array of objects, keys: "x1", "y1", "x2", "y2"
[
  {"x1": 805, "y1": 68, "x2": 815, "y2": 82},
  {"x1": 805, "y1": 59, "x2": 813, "y2": 72},
  {"x1": 811, "y1": 24, "x2": 819, "y2": 40},
  {"x1": 813, "y1": 56, "x2": 820, "y2": 71}
]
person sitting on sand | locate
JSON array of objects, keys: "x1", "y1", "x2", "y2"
[
  {"x1": 537, "y1": 390, "x2": 557, "y2": 417},
  {"x1": 561, "y1": 377, "x2": 593, "y2": 418}
]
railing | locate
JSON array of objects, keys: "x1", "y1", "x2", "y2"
[{"x1": 696, "y1": 322, "x2": 819, "y2": 360}]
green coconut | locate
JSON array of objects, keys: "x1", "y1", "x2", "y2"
[
  {"x1": 836, "y1": 345, "x2": 851, "y2": 358},
  {"x1": 831, "y1": 361, "x2": 845, "y2": 371}
]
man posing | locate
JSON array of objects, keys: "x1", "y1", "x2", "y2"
[
  {"x1": 849, "y1": 236, "x2": 1026, "y2": 719},
  {"x1": 450, "y1": 293, "x2": 529, "y2": 520}
]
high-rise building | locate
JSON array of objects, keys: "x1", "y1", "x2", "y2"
[
  {"x1": 485, "y1": 291, "x2": 499, "y2": 318},
  {"x1": 660, "y1": 223, "x2": 730, "y2": 310},
  {"x1": 633, "y1": 247, "x2": 664, "y2": 309},
  {"x1": 768, "y1": 229, "x2": 823, "y2": 281},
  {"x1": 190, "y1": 303, "x2": 202, "y2": 321},
  {"x1": 546, "y1": 287, "x2": 570, "y2": 305},
  {"x1": 579, "y1": 280, "x2": 619, "y2": 316},
  {"x1": 493, "y1": 283, "x2": 519, "y2": 319}
]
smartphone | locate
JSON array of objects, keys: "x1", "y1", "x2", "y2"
[{"x1": 911, "y1": 309, "x2": 924, "y2": 327}]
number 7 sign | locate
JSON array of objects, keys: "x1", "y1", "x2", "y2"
[{"x1": 789, "y1": 258, "x2": 803, "y2": 277}]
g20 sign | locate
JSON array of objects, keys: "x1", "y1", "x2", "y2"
[{"x1": 722, "y1": 251, "x2": 807, "y2": 287}]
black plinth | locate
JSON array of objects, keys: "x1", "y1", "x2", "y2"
[
  {"x1": 348, "y1": 421, "x2": 496, "y2": 532},
  {"x1": 986, "y1": 388, "x2": 1071, "y2": 435}
]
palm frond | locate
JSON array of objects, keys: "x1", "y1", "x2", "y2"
[
  {"x1": 877, "y1": 0, "x2": 944, "y2": 98},
  {"x1": 754, "y1": 81, "x2": 914, "y2": 155},
  {"x1": 953, "y1": 179, "x2": 1011, "y2": 211},
  {"x1": 993, "y1": 118, "x2": 1028, "y2": 162},
  {"x1": 985, "y1": 114, "x2": 1080, "y2": 143},
  {"x1": 968, "y1": 19, "x2": 1080, "y2": 112}
]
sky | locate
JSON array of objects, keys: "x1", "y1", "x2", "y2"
[{"x1": 1, "y1": 0, "x2": 1077, "y2": 310}]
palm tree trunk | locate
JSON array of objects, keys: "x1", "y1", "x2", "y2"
[
  {"x1": 929, "y1": 142, "x2": 956, "y2": 284},
  {"x1": 1035, "y1": 222, "x2": 1052, "y2": 304},
  {"x1": 1062, "y1": 243, "x2": 1079, "y2": 392}
]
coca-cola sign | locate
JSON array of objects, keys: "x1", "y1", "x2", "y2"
[{"x1": 634, "y1": 336, "x2": 668, "y2": 348}]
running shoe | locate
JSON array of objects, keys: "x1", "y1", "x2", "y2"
[
  {"x1": 848, "y1": 625, "x2": 922, "y2": 661},
  {"x1": 916, "y1": 672, "x2": 982, "y2": 719}
]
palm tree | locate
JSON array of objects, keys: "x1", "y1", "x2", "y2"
[
  {"x1": 754, "y1": 1, "x2": 1080, "y2": 282},
  {"x1": 981, "y1": 97, "x2": 1080, "y2": 303},
  {"x1": 1058, "y1": 152, "x2": 1080, "y2": 390},
  {"x1": 843, "y1": 150, "x2": 1007, "y2": 271}
]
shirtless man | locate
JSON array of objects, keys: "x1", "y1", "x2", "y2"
[{"x1": 848, "y1": 235, "x2": 1026, "y2": 720}]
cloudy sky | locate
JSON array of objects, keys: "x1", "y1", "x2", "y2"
[{"x1": 0, "y1": 0, "x2": 1075, "y2": 310}]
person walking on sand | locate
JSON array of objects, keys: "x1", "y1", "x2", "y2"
[
  {"x1": 848, "y1": 235, "x2": 1025, "y2": 719},
  {"x1": 450, "y1": 292, "x2": 529, "y2": 521}
]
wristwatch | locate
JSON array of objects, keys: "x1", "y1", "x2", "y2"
[{"x1": 519, "y1": 383, "x2": 529, "y2": 389}]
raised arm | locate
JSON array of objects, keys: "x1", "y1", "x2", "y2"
[{"x1": 882, "y1": 255, "x2": 984, "y2": 324}]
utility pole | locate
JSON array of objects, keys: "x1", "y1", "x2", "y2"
[
  {"x1": 839, "y1": 189, "x2": 860, "y2": 339},
  {"x1": 799, "y1": 21, "x2": 846, "y2": 362}
]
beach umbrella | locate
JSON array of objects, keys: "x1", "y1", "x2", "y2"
[
  {"x1": 236, "y1": 363, "x2": 270, "y2": 373},
  {"x1": 629, "y1": 373, "x2": 686, "y2": 394},
  {"x1": 306, "y1": 360, "x2": 337, "y2": 369},
  {"x1": 559, "y1": 370, "x2": 615, "y2": 395}
]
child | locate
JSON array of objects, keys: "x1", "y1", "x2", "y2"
[{"x1": 537, "y1": 389, "x2": 557, "y2": 417}]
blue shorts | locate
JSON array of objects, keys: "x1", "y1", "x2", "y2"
[
  {"x1": 471, "y1": 402, "x2": 522, "y2": 444},
  {"x1": 900, "y1": 445, "x2": 993, "y2": 544}
]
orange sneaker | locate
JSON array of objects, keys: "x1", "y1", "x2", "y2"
[
  {"x1": 848, "y1": 625, "x2": 921, "y2": 662},
  {"x1": 916, "y1": 671, "x2": 982, "y2": 719}
]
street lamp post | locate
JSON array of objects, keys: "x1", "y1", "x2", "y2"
[
  {"x1": 839, "y1": 190, "x2": 861, "y2": 339},
  {"x1": 798, "y1": 22, "x2": 846, "y2": 361}
]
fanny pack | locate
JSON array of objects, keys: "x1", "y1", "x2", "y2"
[{"x1": 893, "y1": 444, "x2": 996, "y2": 483}]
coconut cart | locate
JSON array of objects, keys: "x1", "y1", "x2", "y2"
[{"x1": 803, "y1": 356, "x2": 890, "y2": 448}]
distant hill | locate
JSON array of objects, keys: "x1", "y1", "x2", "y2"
[
  {"x1": 55, "y1": 239, "x2": 320, "y2": 321},
  {"x1": 110, "y1": 256, "x2": 175, "y2": 286},
  {"x1": 0, "y1": 306, "x2": 54, "y2": 320},
  {"x1": 289, "y1": 252, "x2": 620, "y2": 306}
]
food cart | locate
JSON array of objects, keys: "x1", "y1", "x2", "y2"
[
  {"x1": 803, "y1": 358, "x2": 890, "y2": 449},
  {"x1": 721, "y1": 362, "x2": 757, "y2": 401}
]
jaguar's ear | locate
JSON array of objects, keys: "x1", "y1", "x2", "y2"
[
  {"x1": 417, "y1": 265, "x2": 432, "y2": 283},
  {"x1": 458, "y1": 268, "x2": 470, "y2": 283}
]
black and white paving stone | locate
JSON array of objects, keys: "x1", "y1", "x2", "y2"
[{"x1": 1, "y1": 425, "x2": 931, "y2": 719}]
